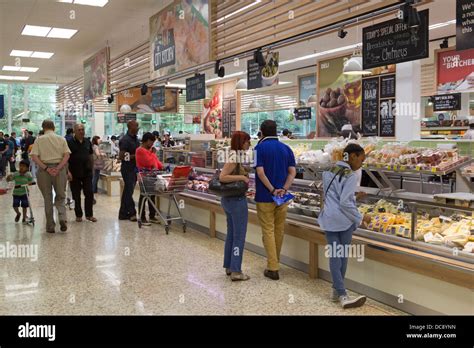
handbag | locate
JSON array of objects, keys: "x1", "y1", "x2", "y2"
[{"x1": 208, "y1": 166, "x2": 248, "y2": 197}]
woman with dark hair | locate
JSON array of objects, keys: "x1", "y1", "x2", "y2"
[
  {"x1": 318, "y1": 143, "x2": 371, "y2": 309},
  {"x1": 219, "y1": 131, "x2": 251, "y2": 281},
  {"x1": 92, "y1": 136, "x2": 105, "y2": 203},
  {"x1": 136, "y1": 132, "x2": 163, "y2": 226}
]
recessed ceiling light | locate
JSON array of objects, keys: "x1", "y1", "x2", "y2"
[
  {"x1": 22, "y1": 25, "x2": 52, "y2": 37},
  {"x1": 47, "y1": 28, "x2": 77, "y2": 39},
  {"x1": 31, "y1": 51, "x2": 54, "y2": 59},
  {"x1": 10, "y1": 50, "x2": 33, "y2": 57},
  {"x1": 74, "y1": 0, "x2": 109, "y2": 6},
  {"x1": 0, "y1": 75, "x2": 30, "y2": 81},
  {"x1": 2, "y1": 66, "x2": 39, "y2": 72}
]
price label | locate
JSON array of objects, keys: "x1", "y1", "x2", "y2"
[
  {"x1": 387, "y1": 165, "x2": 392, "y2": 170},
  {"x1": 416, "y1": 166, "x2": 421, "y2": 171},
  {"x1": 400, "y1": 165, "x2": 406, "y2": 171},
  {"x1": 431, "y1": 167, "x2": 437, "y2": 173},
  {"x1": 423, "y1": 232, "x2": 433, "y2": 243},
  {"x1": 393, "y1": 165, "x2": 398, "y2": 171}
]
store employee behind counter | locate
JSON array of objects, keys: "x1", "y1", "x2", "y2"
[{"x1": 318, "y1": 143, "x2": 372, "y2": 309}]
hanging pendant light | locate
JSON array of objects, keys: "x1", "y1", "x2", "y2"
[
  {"x1": 235, "y1": 79, "x2": 247, "y2": 91},
  {"x1": 343, "y1": 46, "x2": 372, "y2": 76}
]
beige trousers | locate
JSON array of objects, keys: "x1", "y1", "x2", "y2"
[
  {"x1": 37, "y1": 165, "x2": 67, "y2": 230},
  {"x1": 256, "y1": 202, "x2": 289, "y2": 271}
]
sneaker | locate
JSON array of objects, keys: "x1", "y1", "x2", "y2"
[
  {"x1": 141, "y1": 220, "x2": 151, "y2": 226},
  {"x1": 15, "y1": 212, "x2": 21, "y2": 222},
  {"x1": 76, "y1": 217, "x2": 83, "y2": 222},
  {"x1": 331, "y1": 290, "x2": 339, "y2": 302},
  {"x1": 231, "y1": 272, "x2": 250, "y2": 281},
  {"x1": 59, "y1": 221, "x2": 67, "y2": 232},
  {"x1": 46, "y1": 229, "x2": 55, "y2": 234},
  {"x1": 339, "y1": 295, "x2": 366, "y2": 309},
  {"x1": 264, "y1": 269, "x2": 279, "y2": 280},
  {"x1": 149, "y1": 217, "x2": 160, "y2": 224},
  {"x1": 129, "y1": 216, "x2": 137, "y2": 222}
]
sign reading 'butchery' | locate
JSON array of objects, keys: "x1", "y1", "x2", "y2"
[{"x1": 436, "y1": 47, "x2": 474, "y2": 92}]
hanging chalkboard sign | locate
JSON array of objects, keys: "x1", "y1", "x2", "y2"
[
  {"x1": 456, "y1": 0, "x2": 474, "y2": 51},
  {"x1": 186, "y1": 74, "x2": 205, "y2": 102},
  {"x1": 362, "y1": 77, "x2": 379, "y2": 136},
  {"x1": 433, "y1": 93, "x2": 462, "y2": 111},
  {"x1": 362, "y1": 10, "x2": 429, "y2": 69},
  {"x1": 151, "y1": 86, "x2": 166, "y2": 107},
  {"x1": 294, "y1": 107, "x2": 312, "y2": 120},
  {"x1": 247, "y1": 59, "x2": 262, "y2": 90},
  {"x1": 380, "y1": 74, "x2": 396, "y2": 99},
  {"x1": 379, "y1": 99, "x2": 396, "y2": 137},
  {"x1": 222, "y1": 98, "x2": 237, "y2": 138}
]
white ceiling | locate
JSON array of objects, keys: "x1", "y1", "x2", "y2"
[
  {"x1": 0, "y1": 0, "x2": 458, "y2": 87},
  {"x1": 0, "y1": 0, "x2": 171, "y2": 84}
]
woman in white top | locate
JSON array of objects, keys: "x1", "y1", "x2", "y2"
[{"x1": 463, "y1": 122, "x2": 474, "y2": 139}]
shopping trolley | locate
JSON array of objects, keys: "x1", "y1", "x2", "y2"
[{"x1": 137, "y1": 166, "x2": 192, "y2": 234}]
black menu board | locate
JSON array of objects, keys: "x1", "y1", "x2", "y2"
[
  {"x1": 433, "y1": 93, "x2": 462, "y2": 111},
  {"x1": 380, "y1": 74, "x2": 396, "y2": 98},
  {"x1": 362, "y1": 10, "x2": 429, "y2": 69},
  {"x1": 362, "y1": 77, "x2": 379, "y2": 136},
  {"x1": 456, "y1": 0, "x2": 474, "y2": 51},
  {"x1": 222, "y1": 98, "x2": 237, "y2": 138},
  {"x1": 185, "y1": 74, "x2": 205, "y2": 102},
  {"x1": 117, "y1": 113, "x2": 136, "y2": 124},
  {"x1": 294, "y1": 107, "x2": 312, "y2": 120},
  {"x1": 379, "y1": 99, "x2": 396, "y2": 137},
  {"x1": 247, "y1": 59, "x2": 262, "y2": 90},
  {"x1": 151, "y1": 86, "x2": 165, "y2": 107}
]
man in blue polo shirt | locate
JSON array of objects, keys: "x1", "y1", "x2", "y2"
[{"x1": 254, "y1": 120, "x2": 296, "y2": 280}]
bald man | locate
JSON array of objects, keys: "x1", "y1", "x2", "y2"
[
  {"x1": 118, "y1": 120, "x2": 140, "y2": 221},
  {"x1": 67, "y1": 124, "x2": 96, "y2": 223}
]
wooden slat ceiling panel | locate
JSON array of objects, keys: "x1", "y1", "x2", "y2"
[
  {"x1": 211, "y1": 0, "x2": 410, "y2": 60},
  {"x1": 421, "y1": 64, "x2": 435, "y2": 97}
]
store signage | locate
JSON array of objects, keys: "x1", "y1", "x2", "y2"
[
  {"x1": 380, "y1": 74, "x2": 396, "y2": 99},
  {"x1": 0, "y1": 95, "x2": 4, "y2": 119},
  {"x1": 153, "y1": 29, "x2": 176, "y2": 71},
  {"x1": 186, "y1": 74, "x2": 205, "y2": 102},
  {"x1": 247, "y1": 52, "x2": 279, "y2": 90},
  {"x1": 83, "y1": 47, "x2": 109, "y2": 102},
  {"x1": 436, "y1": 47, "x2": 474, "y2": 92},
  {"x1": 149, "y1": 0, "x2": 210, "y2": 79},
  {"x1": 221, "y1": 98, "x2": 236, "y2": 138},
  {"x1": 362, "y1": 10, "x2": 429, "y2": 69},
  {"x1": 151, "y1": 86, "x2": 166, "y2": 107},
  {"x1": 117, "y1": 113, "x2": 136, "y2": 124},
  {"x1": 294, "y1": 107, "x2": 312, "y2": 120},
  {"x1": 379, "y1": 99, "x2": 396, "y2": 137},
  {"x1": 361, "y1": 77, "x2": 379, "y2": 136},
  {"x1": 456, "y1": 0, "x2": 474, "y2": 51},
  {"x1": 298, "y1": 74, "x2": 316, "y2": 106},
  {"x1": 433, "y1": 93, "x2": 462, "y2": 111}
]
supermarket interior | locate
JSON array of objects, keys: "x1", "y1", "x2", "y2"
[{"x1": 0, "y1": 0, "x2": 473, "y2": 322}]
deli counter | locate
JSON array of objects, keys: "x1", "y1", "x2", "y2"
[{"x1": 157, "y1": 166, "x2": 473, "y2": 315}]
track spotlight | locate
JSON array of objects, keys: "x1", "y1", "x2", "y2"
[
  {"x1": 140, "y1": 83, "x2": 148, "y2": 95},
  {"x1": 107, "y1": 94, "x2": 114, "y2": 104},
  {"x1": 337, "y1": 27, "x2": 347, "y2": 39},
  {"x1": 214, "y1": 60, "x2": 225, "y2": 78},
  {"x1": 440, "y1": 38, "x2": 449, "y2": 49},
  {"x1": 402, "y1": 1, "x2": 420, "y2": 28},
  {"x1": 254, "y1": 48, "x2": 265, "y2": 67}
]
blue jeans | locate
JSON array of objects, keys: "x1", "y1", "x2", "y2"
[
  {"x1": 324, "y1": 224, "x2": 356, "y2": 297},
  {"x1": 92, "y1": 169, "x2": 100, "y2": 193},
  {"x1": 221, "y1": 196, "x2": 248, "y2": 273}
]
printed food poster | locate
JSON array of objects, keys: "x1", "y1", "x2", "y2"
[
  {"x1": 317, "y1": 55, "x2": 362, "y2": 137},
  {"x1": 202, "y1": 84, "x2": 222, "y2": 138},
  {"x1": 117, "y1": 87, "x2": 177, "y2": 113},
  {"x1": 149, "y1": 0, "x2": 209, "y2": 79},
  {"x1": 83, "y1": 47, "x2": 109, "y2": 102},
  {"x1": 436, "y1": 47, "x2": 474, "y2": 92},
  {"x1": 298, "y1": 74, "x2": 316, "y2": 106}
]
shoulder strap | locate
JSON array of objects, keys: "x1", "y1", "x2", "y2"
[{"x1": 324, "y1": 165, "x2": 353, "y2": 197}]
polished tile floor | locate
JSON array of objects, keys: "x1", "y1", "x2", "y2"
[{"x1": 0, "y1": 186, "x2": 404, "y2": 315}]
